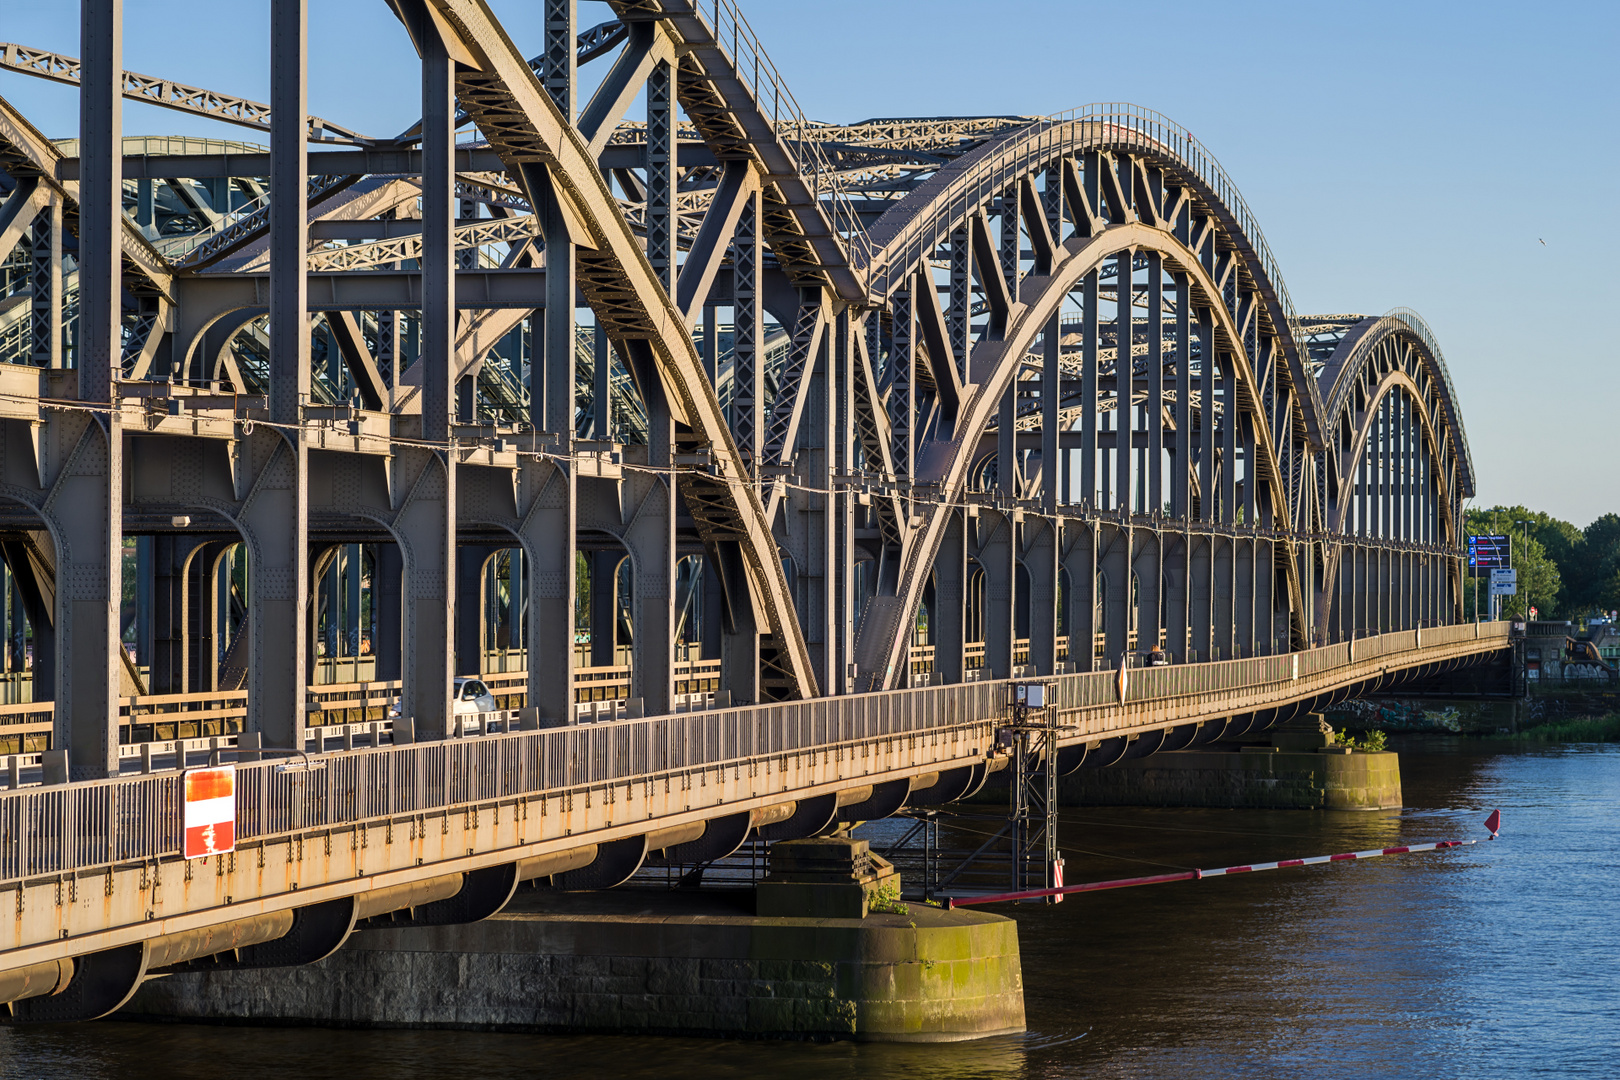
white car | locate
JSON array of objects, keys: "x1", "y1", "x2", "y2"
[
  {"x1": 453, "y1": 678, "x2": 498, "y2": 734},
  {"x1": 384, "y1": 679, "x2": 499, "y2": 734}
]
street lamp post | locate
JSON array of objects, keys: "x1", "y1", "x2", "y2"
[{"x1": 1515, "y1": 520, "x2": 1531, "y2": 623}]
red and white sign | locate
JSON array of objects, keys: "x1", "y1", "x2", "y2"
[{"x1": 183, "y1": 766, "x2": 236, "y2": 859}]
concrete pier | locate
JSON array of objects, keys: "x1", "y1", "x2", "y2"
[
  {"x1": 121, "y1": 890, "x2": 1026, "y2": 1042},
  {"x1": 1052, "y1": 746, "x2": 1402, "y2": 810}
]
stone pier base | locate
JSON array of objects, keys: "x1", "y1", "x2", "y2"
[
  {"x1": 121, "y1": 890, "x2": 1025, "y2": 1042},
  {"x1": 1055, "y1": 748, "x2": 1402, "y2": 810}
]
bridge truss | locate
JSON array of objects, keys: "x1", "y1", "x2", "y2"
[{"x1": 0, "y1": 0, "x2": 1491, "y2": 1016}]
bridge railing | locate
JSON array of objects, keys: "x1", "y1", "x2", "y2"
[
  {"x1": 0, "y1": 623, "x2": 1510, "y2": 884},
  {"x1": 0, "y1": 678, "x2": 1007, "y2": 880}
]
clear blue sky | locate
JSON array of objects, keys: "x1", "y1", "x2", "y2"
[{"x1": 5, "y1": 1, "x2": 1615, "y2": 526}]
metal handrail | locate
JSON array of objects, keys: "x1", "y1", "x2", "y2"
[
  {"x1": 692, "y1": 0, "x2": 875, "y2": 269},
  {"x1": 0, "y1": 621, "x2": 1510, "y2": 885}
]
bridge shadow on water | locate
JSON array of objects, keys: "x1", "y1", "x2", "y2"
[{"x1": 4, "y1": 739, "x2": 1618, "y2": 1079}]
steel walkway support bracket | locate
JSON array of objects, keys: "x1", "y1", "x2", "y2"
[
  {"x1": 908, "y1": 765, "x2": 980, "y2": 806},
  {"x1": 1077, "y1": 736, "x2": 1129, "y2": 769},
  {"x1": 554, "y1": 834, "x2": 648, "y2": 891},
  {"x1": 660, "y1": 810, "x2": 753, "y2": 864},
  {"x1": 369, "y1": 863, "x2": 521, "y2": 927},
  {"x1": 9, "y1": 943, "x2": 147, "y2": 1023},
  {"x1": 756, "y1": 793, "x2": 839, "y2": 842},
  {"x1": 218, "y1": 898, "x2": 358, "y2": 970},
  {"x1": 837, "y1": 778, "x2": 913, "y2": 826}
]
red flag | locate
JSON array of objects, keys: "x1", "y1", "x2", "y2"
[{"x1": 1484, "y1": 809, "x2": 1502, "y2": 837}]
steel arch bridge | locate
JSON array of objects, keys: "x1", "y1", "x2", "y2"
[
  {"x1": 0, "y1": 0, "x2": 1503, "y2": 1018},
  {"x1": 0, "y1": 0, "x2": 1476, "y2": 757}
]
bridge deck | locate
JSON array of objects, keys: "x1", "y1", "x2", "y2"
[{"x1": 0, "y1": 623, "x2": 1507, "y2": 974}]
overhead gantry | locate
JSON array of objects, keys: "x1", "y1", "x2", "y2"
[{"x1": 0, "y1": 1, "x2": 1474, "y2": 780}]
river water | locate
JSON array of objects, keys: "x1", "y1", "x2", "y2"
[{"x1": 2, "y1": 738, "x2": 1616, "y2": 1079}]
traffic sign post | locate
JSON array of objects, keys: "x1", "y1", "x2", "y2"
[
  {"x1": 182, "y1": 766, "x2": 237, "y2": 859},
  {"x1": 1468, "y1": 534, "x2": 1512, "y2": 576}
]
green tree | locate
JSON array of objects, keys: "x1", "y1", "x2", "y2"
[
  {"x1": 1574, "y1": 514, "x2": 1620, "y2": 614},
  {"x1": 1598, "y1": 566, "x2": 1620, "y2": 614},
  {"x1": 576, "y1": 551, "x2": 591, "y2": 636}
]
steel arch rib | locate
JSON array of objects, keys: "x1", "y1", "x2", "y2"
[
  {"x1": 1317, "y1": 368, "x2": 1459, "y2": 628},
  {"x1": 1316, "y1": 310, "x2": 1472, "y2": 625},
  {"x1": 419, "y1": 0, "x2": 817, "y2": 699},
  {"x1": 855, "y1": 222, "x2": 1306, "y2": 688},
  {"x1": 861, "y1": 113, "x2": 1326, "y2": 445},
  {"x1": 1331, "y1": 370, "x2": 1457, "y2": 539},
  {"x1": 1319, "y1": 310, "x2": 1475, "y2": 498}
]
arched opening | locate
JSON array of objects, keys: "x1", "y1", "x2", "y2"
[
  {"x1": 1056, "y1": 566, "x2": 1072, "y2": 668},
  {"x1": 1093, "y1": 568, "x2": 1108, "y2": 667},
  {"x1": 674, "y1": 553, "x2": 704, "y2": 661},
  {"x1": 311, "y1": 543, "x2": 378, "y2": 685},
  {"x1": 207, "y1": 543, "x2": 249, "y2": 690},
  {"x1": 0, "y1": 558, "x2": 34, "y2": 706},
  {"x1": 480, "y1": 547, "x2": 526, "y2": 673},
  {"x1": 910, "y1": 569, "x2": 935, "y2": 684},
  {"x1": 1014, "y1": 562, "x2": 1032, "y2": 671},
  {"x1": 673, "y1": 552, "x2": 721, "y2": 703},
  {"x1": 853, "y1": 555, "x2": 877, "y2": 643},
  {"x1": 965, "y1": 559, "x2": 986, "y2": 672},
  {"x1": 574, "y1": 538, "x2": 634, "y2": 719}
]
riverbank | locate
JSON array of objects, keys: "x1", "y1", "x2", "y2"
[
  {"x1": 1500, "y1": 713, "x2": 1620, "y2": 743},
  {"x1": 1328, "y1": 689, "x2": 1620, "y2": 736}
]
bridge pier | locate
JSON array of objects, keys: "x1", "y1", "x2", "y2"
[
  {"x1": 119, "y1": 888, "x2": 1026, "y2": 1042},
  {"x1": 1046, "y1": 716, "x2": 1403, "y2": 811}
]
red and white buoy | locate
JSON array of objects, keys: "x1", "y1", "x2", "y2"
[{"x1": 946, "y1": 810, "x2": 1502, "y2": 909}]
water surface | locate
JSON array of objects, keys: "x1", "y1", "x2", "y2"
[{"x1": 3, "y1": 739, "x2": 1614, "y2": 1079}]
